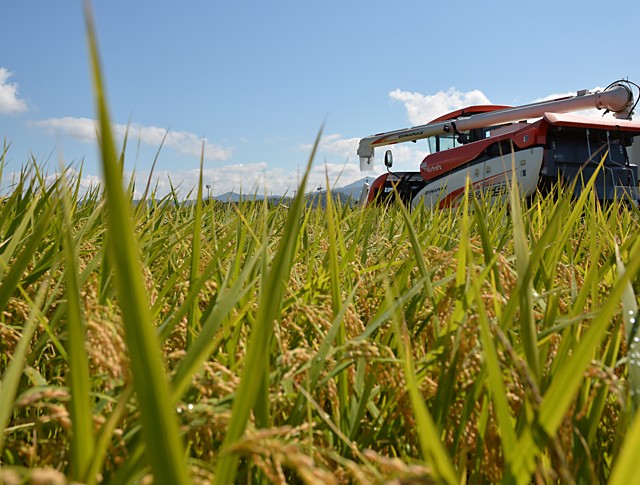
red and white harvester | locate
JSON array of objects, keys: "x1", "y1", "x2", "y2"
[{"x1": 358, "y1": 80, "x2": 640, "y2": 208}]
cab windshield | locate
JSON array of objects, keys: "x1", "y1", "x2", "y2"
[{"x1": 427, "y1": 134, "x2": 460, "y2": 154}]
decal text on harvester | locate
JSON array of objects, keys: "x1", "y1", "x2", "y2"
[
  {"x1": 469, "y1": 182, "x2": 508, "y2": 201},
  {"x1": 425, "y1": 163, "x2": 442, "y2": 173},
  {"x1": 398, "y1": 130, "x2": 424, "y2": 140}
]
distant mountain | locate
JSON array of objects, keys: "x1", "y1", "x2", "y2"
[
  {"x1": 214, "y1": 191, "x2": 245, "y2": 203},
  {"x1": 302, "y1": 178, "x2": 375, "y2": 208},
  {"x1": 332, "y1": 177, "x2": 373, "y2": 199}
]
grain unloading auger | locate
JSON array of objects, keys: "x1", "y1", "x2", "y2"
[{"x1": 358, "y1": 80, "x2": 640, "y2": 208}]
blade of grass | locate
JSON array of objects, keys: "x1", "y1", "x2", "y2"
[
  {"x1": 472, "y1": 195, "x2": 504, "y2": 296},
  {"x1": 0, "y1": 277, "x2": 49, "y2": 454},
  {"x1": 511, "y1": 230, "x2": 640, "y2": 480},
  {"x1": 393, "y1": 184, "x2": 439, "y2": 325},
  {"x1": 509, "y1": 159, "x2": 540, "y2": 382},
  {"x1": 615, "y1": 243, "x2": 640, "y2": 414},
  {"x1": 387, "y1": 281, "x2": 458, "y2": 485},
  {"x1": 135, "y1": 128, "x2": 168, "y2": 217},
  {"x1": 0, "y1": 201, "x2": 55, "y2": 313},
  {"x1": 324, "y1": 173, "x2": 350, "y2": 433},
  {"x1": 293, "y1": 382, "x2": 379, "y2": 478},
  {"x1": 470, "y1": 268, "x2": 518, "y2": 464},
  {"x1": 60, "y1": 172, "x2": 96, "y2": 482},
  {"x1": 171, "y1": 250, "x2": 262, "y2": 399},
  {"x1": 187, "y1": 146, "x2": 204, "y2": 348},
  {"x1": 86, "y1": 384, "x2": 135, "y2": 484},
  {"x1": 287, "y1": 283, "x2": 360, "y2": 427},
  {"x1": 608, "y1": 403, "x2": 640, "y2": 485},
  {"x1": 84, "y1": 4, "x2": 192, "y2": 483},
  {"x1": 213, "y1": 127, "x2": 321, "y2": 485},
  {"x1": 0, "y1": 182, "x2": 35, "y2": 272}
]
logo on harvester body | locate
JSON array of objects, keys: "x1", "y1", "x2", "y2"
[{"x1": 423, "y1": 163, "x2": 442, "y2": 174}]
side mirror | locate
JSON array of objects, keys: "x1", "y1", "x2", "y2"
[{"x1": 384, "y1": 150, "x2": 393, "y2": 169}]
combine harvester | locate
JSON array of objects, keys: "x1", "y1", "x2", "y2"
[{"x1": 358, "y1": 80, "x2": 640, "y2": 208}]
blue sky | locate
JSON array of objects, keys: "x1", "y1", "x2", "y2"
[{"x1": 1, "y1": 1, "x2": 639, "y2": 197}]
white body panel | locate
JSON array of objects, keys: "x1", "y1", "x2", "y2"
[{"x1": 411, "y1": 147, "x2": 545, "y2": 209}]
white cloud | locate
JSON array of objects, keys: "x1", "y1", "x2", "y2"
[
  {"x1": 0, "y1": 67, "x2": 28, "y2": 114},
  {"x1": 31, "y1": 117, "x2": 232, "y2": 161},
  {"x1": 20, "y1": 160, "x2": 368, "y2": 200},
  {"x1": 389, "y1": 87, "x2": 491, "y2": 126},
  {"x1": 32, "y1": 117, "x2": 97, "y2": 142},
  {"x1": 3, "y1": 154, "x2": 384, "y2": 200},
  {"x1": 120, "y1": 124, "x2": 232, "y2": 160},
  {"x1": 126, "y1": 160, "x2": 369, "y2": 199},
  {"x1": 299, "y1": 133, "x2": 359, "y2": 161}
]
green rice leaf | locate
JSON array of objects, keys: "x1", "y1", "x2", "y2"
[
  {"x1": 509, "y1": 159, "x2": 540, "y2": 382},
  {"x1": 171, "y1": 251, "x2": 261, "y2": 400},
  {"x1": 287, "y1": 283, "x2": 359, "y2": 427},
  {"x1": 387, "y1": 281, "x2": 458, "y2": 485},
  {"x1": 608, "y1": 404, "x2": 640, "y2": 485},
  {"x1": 471, "y1": 271, "x2": 517, "y2": 464},
  {"x1": 60, "y1": 173, "x2": 96, "y2": 482},
  {"x1": 0, "y1": 202, "x2": 55, "y2": 312},
  {"x1": 512, "y1": 230, "x2": 640, "y2": 480},
  {"x1": 213, "y1": 127, "x2": 321, "y2": 485},
  {"x1": 84, "y1": 4, "x2": 192, "y2": 483},
  {"x1": 187, "y1": 148, "x2": 204, "y2": 348},
  {"x1": 615, "y1": 243, "x2": 640, "y2": 414},
  {"x1": 324, "y1": 173, "x2": 350, "y2": 432},
  {"x1": 0, "y1": 278, "x2": 49, "y2": 454}
]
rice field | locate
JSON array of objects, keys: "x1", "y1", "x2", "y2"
[{"x1": 2, "y1": 8, "x2": 640, "y2": 485}]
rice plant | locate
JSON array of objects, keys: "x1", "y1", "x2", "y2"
[{"x1": 1, "y1": 5, "x2": 640, "y2": 484}]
